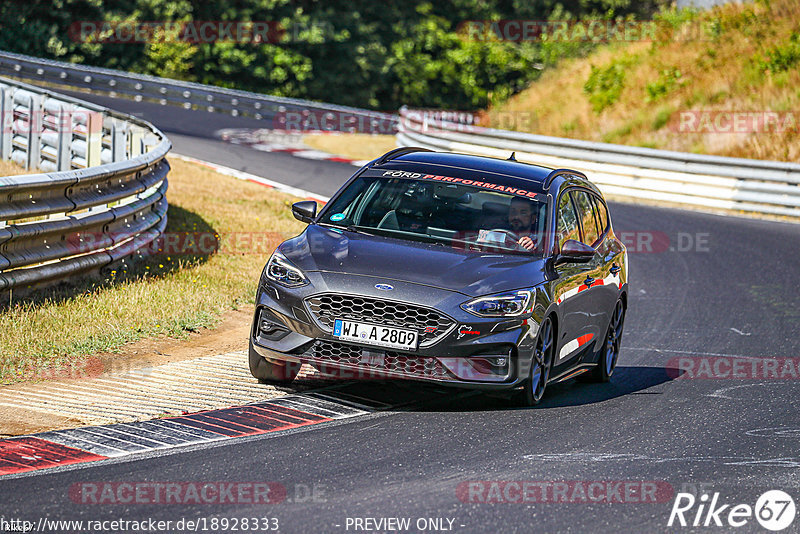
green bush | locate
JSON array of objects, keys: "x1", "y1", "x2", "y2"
[
  {"x1": 757, "y1": 32, "x2": 800, "y2": 73},
  {"x1": 651, "y1": 106, "x2": 673, "y2": 130},
  {"x1": 646, "y1": 67, "x2": 684, "y2": 102},
  {"x1": 583, "y1": 57, "x2": 632, "y2": 113},
  {"x1": 0, "y1": 0, "x2": 659, "y2": 111}
]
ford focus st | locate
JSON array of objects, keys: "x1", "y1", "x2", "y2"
[{"x1": 249, "y1": 148, "x2": 628, "y2": 405}]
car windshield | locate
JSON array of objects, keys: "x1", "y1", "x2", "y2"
[{"x1": 318, "y1": 176, "x2": 547, "y2": 255}]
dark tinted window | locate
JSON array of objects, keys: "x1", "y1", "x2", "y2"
[
  {"x1": 571, "y1": 190, "x2": 600, "y2": 246},
  {"x1": 556, "y1": 192, "x2": 580, "y2": 251},
  {"x1": 318, "y1": 176, "x2": 546, "y2": 255}
]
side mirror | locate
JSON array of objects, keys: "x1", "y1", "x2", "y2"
[
  {"x1": 291, "y1": 201, "x2": 317, "y2": 223},
  {"x1": 554, "y1": 239, "x2": 595, "y2": 265}
]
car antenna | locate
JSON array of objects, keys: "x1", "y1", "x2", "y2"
[{"x1": 507, "y1": 152, "x2": 517, "y2": 161}]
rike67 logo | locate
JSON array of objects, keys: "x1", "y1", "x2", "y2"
[{"x1": 668, "y1": 490, "x2": 796, "y2": 531}]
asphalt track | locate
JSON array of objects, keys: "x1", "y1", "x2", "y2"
[{"x1": 2, "y1": 95, "x2": 800, "y2": 533}]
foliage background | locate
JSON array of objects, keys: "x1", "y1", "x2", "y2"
[{"x1": 0, "y1": 0, "x2": 659, "y2": 110}]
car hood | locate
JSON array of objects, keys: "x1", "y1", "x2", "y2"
[{"x1": 279, "y1": 225, "x2": 548, "y2": 297}]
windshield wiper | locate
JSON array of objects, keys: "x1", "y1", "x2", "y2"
[
  {"x1": 346, "y1": 225, "x2": 378, "y2": 236},
  {"x1": 319, "y1": 222, "x2": 378, "y2": 236}
]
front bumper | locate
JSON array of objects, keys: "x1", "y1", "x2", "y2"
[{"x1": 250, "y1": 273, "x2": 540, "y2": 390}]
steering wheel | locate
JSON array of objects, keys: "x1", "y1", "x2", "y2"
[
  {"x1": 484, "y1": 229, "x2": 540, "y2": 252},
  {"x1": 485, "y1": 229, "x2": 521, "y2": 242}
]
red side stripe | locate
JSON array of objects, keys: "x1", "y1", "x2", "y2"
[
  {"x1": 237, "y1": 406, "x2": 314, "y2": 426},
  {"x1": 247, "y1": 178, "x2": 274, "y2": 188},
  {"x1": 248, "y1": 404, "x2": 330, "y2": 423},
  {"x1": 0, "y1": 437, "x2": 107, "y2": 475},
  {"x1": 168, "y1": 415, "x2": 254, "y2": 437}
]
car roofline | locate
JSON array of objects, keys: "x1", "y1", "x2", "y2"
[
  {"x1": 373, "y1": 146, "x2": 433, "y2": 165},
  {"x1": 543, "y1": 168, "x2": 589, "y2": 189},
  {"x1": 366, "y1": 149, "x2": 596, "y2": 195}
]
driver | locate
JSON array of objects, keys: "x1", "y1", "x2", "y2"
[{"x1": 508, "y1": 197, "x2": 539, "y2": 251}]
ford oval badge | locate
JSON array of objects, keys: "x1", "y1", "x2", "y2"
[{"x1": 375, "y1": 284, "x2": 394, "y2": 291}]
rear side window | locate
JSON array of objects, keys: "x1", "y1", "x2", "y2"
[
  {"x1": 591, "y1": 195, "x2": 609, "y2": 234},
  {"x1": 571, "y1": 190, "x2": 600, "y2": 246},
  {"x1": 556, "y1": 192, "x2": 580, "y2": 251}
]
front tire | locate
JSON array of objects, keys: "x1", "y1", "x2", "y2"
[
  {"x1": 248, "y1": 339, "x2": 300, "y2": 384},
  {"x1": 517, "y1": 316, "x2": 554, "y2": 407}
]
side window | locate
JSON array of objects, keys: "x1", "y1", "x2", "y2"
[
  {"x1": 571, "y1": 190, "x2": 600, "y2": 246},
  {"x1": 592, "y1": 195, "x2": 609, "y2": 235},
  {"x1": 556, "y1": 192, "x2": 580, "y2": 252}
]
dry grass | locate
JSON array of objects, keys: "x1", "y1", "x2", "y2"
[
  {"x1": 0, "y1": 157, "x2": 306, "y2": 384},
  {"x1": 0, "y1": 159, "x2": 30, "y2": 176},
  {"x1": 486, "y1": 0, "x2": 800, "y2": 162},
  {"x1": 302, "y1": 133, "x2": 398, "y2": 161}
]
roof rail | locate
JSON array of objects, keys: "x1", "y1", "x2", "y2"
[
  {"x1": 543, "y1": 169, "x2": 588, "y2": 189},
  {"x1": 374, "y1": 147, "x2": 432, "y2": 165}
]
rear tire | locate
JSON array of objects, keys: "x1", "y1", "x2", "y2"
[
  {"x1": 248, "y1": 339, "x2": 300, "y2": 384},
  {"x1": 516, "y1": 316, "x2": 554, "y2": 407},
  {"x1": 583, "y1": 299, "x2": 625, "y2": 383}
]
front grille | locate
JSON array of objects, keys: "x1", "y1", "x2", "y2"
[
  {"x1": 307, "y1": 340, "x2": 449, "y2": 380},
  {"x1": 305, "y1": 294, "x2": 454, "y2": 346},
  {"x1": 311, "y1": 340, "x2": 361, "y2": 366}
]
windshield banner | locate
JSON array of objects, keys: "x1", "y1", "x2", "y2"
[{"x1": 361, "y1": 169, "x2": 547, "y2": 201}]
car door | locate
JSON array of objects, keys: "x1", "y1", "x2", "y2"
[
  {"x1": 588, "y1": 193, "x2": 623, "y2": 329},
  {"x1": 551, "y1": 189, "x2": 597, "y2": 375},
  {"x1": 572, "y1": 189, "x2": 615, "y2": 334}
]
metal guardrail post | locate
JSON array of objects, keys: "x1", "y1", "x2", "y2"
[
  {"x1": 128, "y1": 125, "x2": 144, "y2": 157},
  {"x1": 0, "y1": 75, "x2": 172, "y2": 290},
  {"x1": 0, "y1": 84, "x2": 9, "y2": 161},
  {"x1": 110, "y1": 118, "x2": 127, "y2": 162},
  {"x1": 10, "y1": 89, "x2": 41, "y2": 170},
  {"x1": 85, "y1": 109, "x2": 102, "y2": 168}
]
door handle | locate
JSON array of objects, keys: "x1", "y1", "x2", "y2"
[{"x1": 610, "y1": 264, "x2": 621, "y2": 276}]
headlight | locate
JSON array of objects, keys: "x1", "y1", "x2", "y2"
[
  {"x1": 263, "y1": 250, "x2": 309, "y2": 288},
  {"x1": 461, "y1": 289, "x2": 533, "y2": 318}
]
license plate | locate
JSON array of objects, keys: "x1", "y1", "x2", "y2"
[{"x1": 333, "y1": 319, "x2": 418, "y2": 351}]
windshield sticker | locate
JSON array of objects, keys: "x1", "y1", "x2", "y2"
[
  {"x1": 330, "y1": 213, "x2": 346, "y2": 221},
  {"x1": 379, "y1": 170, "x2": 544, "y2": 200}
]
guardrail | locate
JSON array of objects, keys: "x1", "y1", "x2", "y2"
[
  {"x1": 397, "y1": 107, "x2": 800, "y2": 218},
  {"x1": 0, "y1": 76, "x2": 170, "y2": 291},
  {"x1": 0, "y1": 50, "x2": 397, "y2": 133}
]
